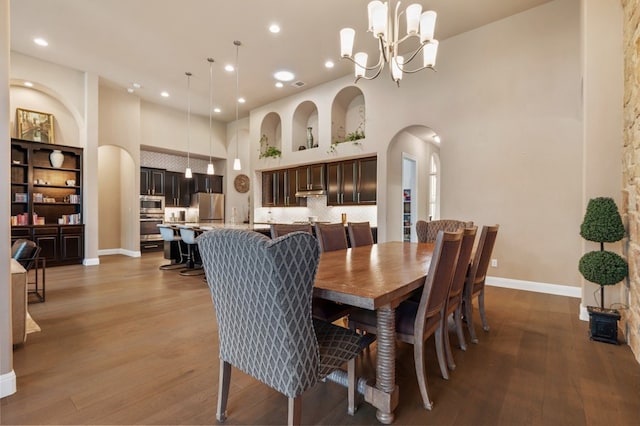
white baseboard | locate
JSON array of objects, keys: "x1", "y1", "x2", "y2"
[
  {"x1": 83, "y1": 257, "x2": 100, "y2": 266},
  {"x1": 0, "y1": 370, "x2": 16, "y2": 398},
  {"x1": 486, "y1": 276, "x2": 587, "y2": 321},
  {"x1": 96, "y1": 249, "x2": 141, "y2": 258}
]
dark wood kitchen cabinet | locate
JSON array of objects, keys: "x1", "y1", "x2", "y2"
[
  {"x1": 262, "y1": 168, "x2": 306, "y2": 207},
  {"x1": 193, "y1": 173, "x2": 223, "y2": 194},
  {"x1": 296, "y1": 163, "x2": 326, "y2": 192},
  {"x1": 140, "y1": 167, "x2": 165, "y2": 195},
  {"x1": 165, "y1": 171, "x2": 193, "y2": 207},
  {"x1": 327, "y1": 156, "x2": 377, "y2": 205}
]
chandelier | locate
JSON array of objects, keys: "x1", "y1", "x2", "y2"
[{"x1": 340, "y1": 1, "x2": 439, "y2": 85}]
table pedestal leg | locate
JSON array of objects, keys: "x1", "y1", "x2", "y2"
[{"x1": 375, "y1": 305, "x2": 398, "y2": 424}]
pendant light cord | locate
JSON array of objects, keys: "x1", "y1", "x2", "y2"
[
  {"x1": 234, "y1": 41, "x2": 241, "y2": 159},
  {"x1": 186, "y1": 71, "x2": 192, "y2": 169},
  {"x1": 208, "y1": 58, "x2": 214, "y2": 170}
]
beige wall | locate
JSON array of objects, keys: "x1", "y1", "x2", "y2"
[
  {"x1": 98, "y1": 146, "x2": 122, "y2": 250},
  {"x1": 622, "y1": 0, "x2": 640, "y2": 362}
]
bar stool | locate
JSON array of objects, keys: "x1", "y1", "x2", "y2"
[
  {"x1": 158, "y1": 225, "x2": 186, "y2": 270},
  {"x1": 179, "y1": 226, "x2": 205, "y2": 276}
]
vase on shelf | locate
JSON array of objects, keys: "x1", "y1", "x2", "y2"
[
  {"x1": 49, "y1": 150, "x2": 64, "y2": 168},
  {"x1": 306, "y1": 127, "x2": 314, "y2": 149}
]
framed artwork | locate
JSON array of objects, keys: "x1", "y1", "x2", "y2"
[{"x1": 16, "y1": 108, "x2": 55, "y2": 143}]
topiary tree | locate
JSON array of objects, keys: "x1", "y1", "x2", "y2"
[{"x1": 578, "y1": 197, "x2": 628, "y2": 309}]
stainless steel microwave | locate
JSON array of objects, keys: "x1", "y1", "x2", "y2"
[{"x1": 140, "y1": 195, "x2": 165, "y2": 214}]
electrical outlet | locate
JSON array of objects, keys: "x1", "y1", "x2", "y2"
[{"x1": 491, "y1": 258, "x2": 498, "y2": 268}]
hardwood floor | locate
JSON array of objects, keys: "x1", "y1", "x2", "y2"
[{"x1": 2, "y1": 252, "x2": 639, "y2": 425}]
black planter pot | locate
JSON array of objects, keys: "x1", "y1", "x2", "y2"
[{"x1": 587, "y1": 306, "x2": 620, "y2": 345}]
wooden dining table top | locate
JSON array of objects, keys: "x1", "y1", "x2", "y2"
[{"x1": 313, "y1": 241, "x2": 436, "y2": 311}]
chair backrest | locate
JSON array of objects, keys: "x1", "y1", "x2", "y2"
[
  {"x1": 197, "y1": 228, "x2": 321, "y2": 398},
  {"x1": 159, "y1": 225, "x2": 178, "y2": 242},
  {"x1": 314, "y1": 223, "x2": 348, "y2": 252},
  {"x1": 179, "y1": 227, "x2": 197, "y2": 244},
  {"x1": 466, "y1": 225, "x2": 499, "y2": 297},
  {"x1": 414, "y1": 230, "x2": 462, "y2": 336},
  {"x1": 447, "y1": 226, "x2": 477, "y2": 308},
  {"x1": 347, "y1": 221, "x2": 374, "y2": 247},
  {"x1": 11, "y1": 239, "x2": 41, "y2": 271},
  {"x1": 270, "y1": 223, "x2": 312, "y2": 239},
  {"x1": 416, "y1": 219, "x2": 474, "y2": 243}
]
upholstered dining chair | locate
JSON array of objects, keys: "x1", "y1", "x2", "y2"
[
  {"x1": 348, "y1": 230, "x2": 463, "y2": 410},
  {"x1": 347, "y1": 221, "x2": 374, "y2": 247},
  {"x1": 314, "y1": 222, "x2": 348, "y2": 252},
  {"x1": 197, "y1": 229, "x2": 367, "y2": 425},
  {"x1": 270, "y1": 223, "x2": 312, "y2": 239},
  {"x1": 313, "y1": 223, "x2": 353, "y2": 322},
  {"x1": 463, "y1": 224, "x2": 499, "y2": 343},
  {"x1": 416, "y1": 219, "x2": 474, "y2": 243},
  {"x1": 443, "y1": 226, "x2": 477, "y2": 371}
]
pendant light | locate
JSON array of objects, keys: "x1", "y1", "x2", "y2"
[
  {"x1": 233, "y1": 40, "x2": 242, "y2": 171},
  {"x1": 185, "y1": 71, "x2": 193, "y2": 179},
  {"x1": 206, "y1": 58, "x2": 215, "y2": 175}
]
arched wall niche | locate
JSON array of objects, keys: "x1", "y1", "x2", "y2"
[
  {"x1": 259, "y1": 112, "x2": 282, "y2": 154},
  {"x1": 331, "y1": 86, "x2": 365, "y2": 143},
  {"x1": 292, "y1": 100, "x2": 319, "y2": 152},
  {"x1": 9, "y1": 82, "x2": 82, "y2": 147}
]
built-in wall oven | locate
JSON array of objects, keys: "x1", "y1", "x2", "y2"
[{"x1": 140, "y1": 195, "x2": 165, "y2": 250}]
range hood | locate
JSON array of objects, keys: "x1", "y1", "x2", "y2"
[{"x1": 294, "y1": 189, "x2": 326, "y2": 197}]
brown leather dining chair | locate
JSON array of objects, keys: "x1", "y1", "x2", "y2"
[
  {"x1": 313, "y1": 223, "x2": 352, "y2": 322},
  {"x1": 347, "y1": 221, "x2": 374, "y2": 247},
  {"x1": 463, "y1": 224, "x2": 499, "y2": 343},
  {"x1": 270, "y1": 223, "x2": 312, "y2": 238},
  {"x1": 443, "y1": 226, "x2": 477, "y2": 371},
  {"x1": 348, "y1": 230, "x2": 463, "y2": 410}
]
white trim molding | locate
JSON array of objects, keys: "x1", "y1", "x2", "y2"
[
  {"x1": 486, "y1": 276, "x2": 586, "y2": 321},
  {"x1": 0, "y1": 370, "x2": 16, "y2": 398},
  {"x1": 97, "y1": 248, "x2": 141, "y2": 258},
  {"x1": 83, "y1": 257, "x2": 100, "y2": 266}
]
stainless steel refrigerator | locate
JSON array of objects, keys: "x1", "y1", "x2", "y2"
[{"x1": 191, "y1": 193, "x2": 224, "y2": 223}]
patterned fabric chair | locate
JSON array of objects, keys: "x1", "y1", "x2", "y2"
[
  {"x1": 348, "y1": 230, "x2": 463, "y2": 410},
  {"x1": 416, "y1": 219, "x2": 474, "y2": 243},
  {"x1": 197, "y1": 228, "x2": 366, "y2": 425},
  {"x1": 463, "y1": 225, "x2": 499, "y2": 343},
  {"x1": 347, "y1": 221, "x2": 374, "y2": 247}
]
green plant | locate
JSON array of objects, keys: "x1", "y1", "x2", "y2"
[
  {"x1": 258, "y1": 134, "x2": 281, "y2": 159},
  {"x1": 578, "y1": 197, "x2": 628, "y2": 309}
]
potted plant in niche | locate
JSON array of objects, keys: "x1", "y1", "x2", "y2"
[
  {"x1": 578, "y1": 197, "x2": 628, "y2": 344},
  {"x1": 258, "y1": 134, "x2": 281, "y2": 159}
]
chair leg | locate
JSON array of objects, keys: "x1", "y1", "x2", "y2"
[
  {"x1": 288, "y1": 396, "x2": 302, "y2": 426},
  {"x1": 464, "y1": 296, "x2": 479, "y2": 344},
  {"x1": 434, "y1": 318, "x2": 449, "y2": 380},
  {"x1": 348, "y1": 357, "x2": 357, "y2": 415},
  {"x1": 217, "y1": 361, "x2": 231, "y2": 423},
  {"x1": 444, "y1": 313, "x2": 456, "y2": 371},
  {"x1": 454, "y1": 305, "x2": 467, "y2": 351},
  {"x1": 478, "y1": 288, "x2": 490, "y2": 332},
  {"x1": 413, "y1": 339, "x2": 433, "y2": 410}
]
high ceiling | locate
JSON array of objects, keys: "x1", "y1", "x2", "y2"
[{"x1": 10, "y1": 0, "x2": 552, "y2": 122}]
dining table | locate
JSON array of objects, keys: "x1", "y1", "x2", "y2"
[{"x1": 313, "y1": 241, "x2": 435, "y2": 424}]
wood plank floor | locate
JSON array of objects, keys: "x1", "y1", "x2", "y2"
[{"x1": 2, "y1": 252, "x2": 639, "y2": 425}]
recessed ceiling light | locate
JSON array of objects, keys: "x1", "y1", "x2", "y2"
[
  {"x1": 238, "y1": 97, "x2": 246, "y2": 103},
  {"x1": 33, "y1": 37, "x2": 48, "y2": 47},
  {"x1": 160, "y1": 91, "x2": 170, "y2": 98},
  {"x1": 127, "y1": 88, "x2": 134, "y2": 94},
  {"x1": 325, "y1": 61, "x2": 335, "y2": 68},
  {"x1": 274, "y1": 70, "x2": 295, "y2": 82},
  {"x1": 225, "y1": 64, "x2": 234, "y2": 72},
  {"x1": 132, "y1": 82, "x2": 141, "y2": 89},
  {"x1": 24, "y1": 81, "x2": 33, "y2": 87},
  {"x1": 213, "y1": 107, "x2": 221, "y2": 113},
  {"x1": 275, "y1": 82, "x2": 284, "y2": 88},
  {"x1": 269, "y1": 24, "x2": 280, "y2": 33}
]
